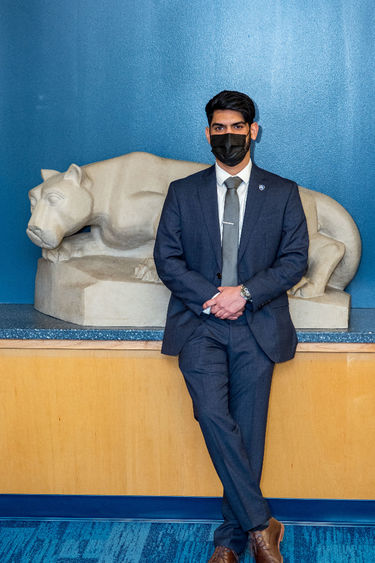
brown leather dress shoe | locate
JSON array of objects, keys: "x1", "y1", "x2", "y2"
[
  {"x1": 249, "y1": 517, "x2": 285, "y2": 562},
  {"x1": 207, "y1": 545, "x2": 239, "y2": 562}
]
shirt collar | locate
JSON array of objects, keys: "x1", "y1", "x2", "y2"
[{"x1": 215, "y1": 159, "x2": 252, "y2": 188}]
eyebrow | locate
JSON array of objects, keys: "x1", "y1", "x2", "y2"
[
  {"x1": 211, "y1": 121, "x2": 246, "y2": 127},
  {"x1": 44, "y1": 190, "x2": 65, "y2": 198}
]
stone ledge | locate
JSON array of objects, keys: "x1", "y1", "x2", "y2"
[{"x1": 0, "y1": 305, "x2": 373, "y2": 343}]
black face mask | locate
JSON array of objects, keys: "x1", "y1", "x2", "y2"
[{"x1": 210, "y1": 133, "x2": 250, "y2": 167}]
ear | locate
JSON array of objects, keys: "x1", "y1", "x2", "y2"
[
  {"x1": 250, "y1": 122, "x2": 259, "y2": 141},
  {"x1": 41, "y1": 169, "x2": 59, "y2": 181},
  {"x1": 64, "y1": 163, "x2": 82, "y2": 185}
]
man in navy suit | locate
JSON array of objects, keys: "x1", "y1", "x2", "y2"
[{"x1": 154, "y1": 90, "x2": 308, "y2": 563}]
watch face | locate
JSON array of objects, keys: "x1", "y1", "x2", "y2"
[{"x1": 241, "y1": 286, "x2": 251, "y2": 301}]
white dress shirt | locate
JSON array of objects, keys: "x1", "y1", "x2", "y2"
[
  {"x1": 215, "y1": 159, "x2": 252, "y2": 242},
  {"x1": 203, "y1": 159, "x2": 252, "y2": 314}
]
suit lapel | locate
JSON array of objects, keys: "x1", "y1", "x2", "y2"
[
  {"x1": 197, "y1": 166, "x2": 222, "y2": 270},
  {"x1": 238, "y1": 163, "x2": 269, "y2": 262}
]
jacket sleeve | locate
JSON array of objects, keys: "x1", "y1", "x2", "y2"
[
  {"x1": 153, "y1": 182, "x2": 219, "y2": 316},
  {"x1": 244, "y1": 183, "x2": 309, "y2": 310}
]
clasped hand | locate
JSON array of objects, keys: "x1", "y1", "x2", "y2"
[{"x1": 203, "y1": 286, "x2": 246, "y2": 320}]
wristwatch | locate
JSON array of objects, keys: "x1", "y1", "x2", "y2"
[{"x1": 240, "y1": 284, "x2": 252, "y2": 302}]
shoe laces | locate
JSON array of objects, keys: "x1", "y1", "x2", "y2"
[{"x1": 252, "y1": 531, "x2": 271, "y2": 553}]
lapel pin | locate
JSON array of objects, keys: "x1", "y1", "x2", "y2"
[{"x1": 258, "y1": 184, "x2": 266, "y2": 191}]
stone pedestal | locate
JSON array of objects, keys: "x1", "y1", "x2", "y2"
[
  {"x1": 35, "y1": 257, "x2": 351, "y2": 329},
  {"x1": 34, "y1": 257, "x2": 170, "y2": 326},
  {"x1": 288, "y1": 287, "x2": 350, "y2": 329}
]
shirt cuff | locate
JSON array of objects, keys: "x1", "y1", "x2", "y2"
[{"x1": 202, "y1": 292, "x2": 220, "y2": 315}]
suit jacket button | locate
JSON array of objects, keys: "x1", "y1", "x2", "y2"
[{"x1": 217, "y1": 273, "x2": 222, "y2": 279}]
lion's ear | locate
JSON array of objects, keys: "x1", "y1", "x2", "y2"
[
  {"x1": 64, "y1": 163, "x2": 82, "y2": 185},
  {"x1": 41, "y1": 169, "x2": 59, "y2": 181}
]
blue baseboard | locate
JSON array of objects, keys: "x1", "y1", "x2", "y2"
[{"x1": 0, "y1": 495, "x2": 374, "y2": 525}]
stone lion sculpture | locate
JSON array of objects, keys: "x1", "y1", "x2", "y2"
[{"x1": 26, "y1": 152, "x2": 361, "y2": 328}]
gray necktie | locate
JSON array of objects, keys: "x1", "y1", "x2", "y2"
[{"x1": 221, "y1": 176, "x2": 242, "y2": 286}]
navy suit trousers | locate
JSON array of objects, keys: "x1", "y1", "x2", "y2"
[{"x1": 178, "y1": 314, "x2": 274, "y2": 555}]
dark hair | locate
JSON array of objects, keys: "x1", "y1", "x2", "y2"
[{"x1": 205, "y1": 90, "x2": 255, "y2": 126}]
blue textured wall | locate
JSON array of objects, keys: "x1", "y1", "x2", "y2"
[{"x1": 1, "y1": 0, "x2": 374, "y2": 306}]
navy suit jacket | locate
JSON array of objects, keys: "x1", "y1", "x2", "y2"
[{"x1": 154, "y1": 163, "x2": 309, "y2": 363}]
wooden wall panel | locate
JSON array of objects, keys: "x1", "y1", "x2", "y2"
[
  {"x1": 262, "y1": 353, "x2": 375, "y2": 498},
  {"x1": 0, "y1": 348, "x2": 374, "y2": 499}
]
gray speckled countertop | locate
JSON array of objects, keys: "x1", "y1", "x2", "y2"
[{"x1": 0, "y1": 305, "x2": 374, "y2": 343}]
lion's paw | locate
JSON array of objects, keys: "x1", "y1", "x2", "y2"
[
  {"x1": 289, "y1": 279, "x2": 325, "y2": 298},
  {"x1": 42, "y1": 243, "x2": 73, "y2": 263},
  {"x1": 134, "y1": 258, "x2": 161, "y2": 283}
]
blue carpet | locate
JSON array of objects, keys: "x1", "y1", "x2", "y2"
[{"x1": 0, "y1": 520, "x2": 374, "y2": 562}]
